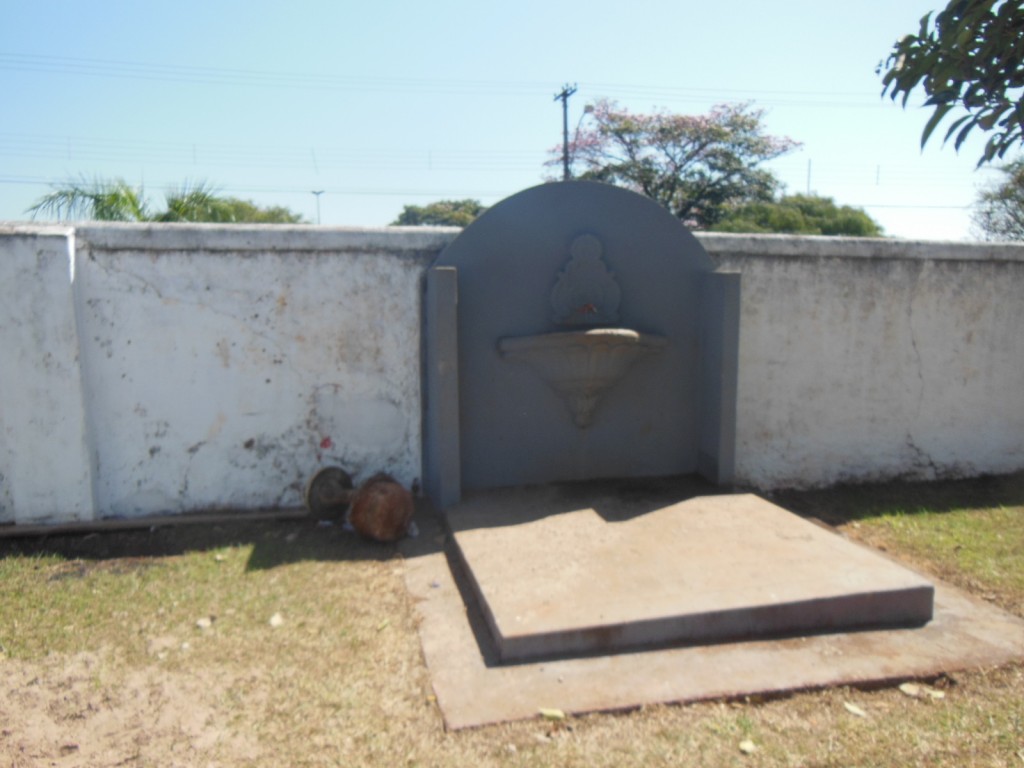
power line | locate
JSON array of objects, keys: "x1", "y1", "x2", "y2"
[
  {"x1": 1, "y1": 52, "x2": 894, "y2": 109},
  {"x1": 0, "y1": 52, "x2": 549, "y2": 95},
  {"x1": 0, "y1": 176, "x2": 975, "y2": 213},
  {"x1": 10, "y1": 129, "x2": 991, "y2": 184},
  {"x1": 0, "y1": 135, "x2": 545, "y2": 173},
  {"x1": 0, "y1": 176, "x2": 518, "y2": 198}
]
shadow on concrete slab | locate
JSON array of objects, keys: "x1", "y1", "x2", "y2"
[{"x1": 451, "y1": 474, "x2": 726, "y2": 531}]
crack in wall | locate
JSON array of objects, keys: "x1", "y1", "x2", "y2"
[{"x1": 905, "y1": 261, "x2": 928, "y2": 428}]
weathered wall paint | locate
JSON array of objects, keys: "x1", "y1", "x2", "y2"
[
  {"x1": 71, "y1": 224, "x2": 453, "y2": 518},
  {"x1": 702, "y1": 235, "x2": 1024, "y2": 488},
  {"x1": 1, "y1": 223, "x2": 1021, "y2": 525},
  {"x1": 1, "y1": 224, "x2": 453, "y2": 521},
  {"x1": 0, "y1": 226, "x2": 94, "y2": 523}
]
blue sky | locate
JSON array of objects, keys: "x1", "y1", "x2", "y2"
[{"x1": 0, "y1": 0, "x2": 1003, "y2": 239}]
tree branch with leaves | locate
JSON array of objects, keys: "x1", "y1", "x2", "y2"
[{"x1": 879, "y1": 0, "x2": 1024, "y2": 166}]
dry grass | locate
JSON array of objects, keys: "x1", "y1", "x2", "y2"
[{"x1": 1, "y1": 472, "x2": 1022, "y2": 766}]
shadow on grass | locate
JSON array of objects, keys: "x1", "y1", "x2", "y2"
[
  {"x1": 0, "y1": 504, "x2": 445, "y2": 572},
  {"x1": 3, "y1": 472, "x2": 1021, "y2": 571},
  {"x1": 771, "y1": 471, "x2": 1024, "y2": 526}
]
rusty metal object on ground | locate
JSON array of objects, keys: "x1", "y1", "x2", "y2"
[
  {"x1": 305, "y1": 467, "x2": 354, "y2": 519},
  {"x1": 348, "y1": 473, "x2": 414, "y2": 542}
]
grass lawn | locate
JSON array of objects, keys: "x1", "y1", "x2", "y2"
[{"x1": 1, "y1": 473, "x2": 1021, "y2": 766}]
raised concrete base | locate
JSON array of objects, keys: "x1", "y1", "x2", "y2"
[
  {"x1": 398, "y1": 487, "x2": 1024, "y2": 730},
  {"x1": 447, "y1": 484, "x2": 934, "y2": 662}
]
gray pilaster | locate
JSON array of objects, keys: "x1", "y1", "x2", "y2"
[
  {"x1": 423, "y1": 266, "x2": 461, "y2": 509},
  {"x1": 698, "y1": 271, "x2": 741, "y2": 485}
]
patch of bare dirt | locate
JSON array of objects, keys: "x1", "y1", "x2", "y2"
[{"x1": 0, "y1": 650, "x2": 259, "y2": 767}]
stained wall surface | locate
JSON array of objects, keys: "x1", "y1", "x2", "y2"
[
  {"x1": 0, "y1": 227, "x2": 93, "y2": 523},
  {"x1": 2, "y1": 223, "x2": 452, "y2": 523},
  {"x1": 703, "y1": 234, "x2": 1024, "y2": 488}
]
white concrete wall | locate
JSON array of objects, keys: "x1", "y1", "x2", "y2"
[
  {"x1": 702, "y1": 235, "x2": 1024, "y2": 489},
  {"x1": 0, "y1": 227, "x2": 94, "y2": 523},
  {"x1": 2, "y1": 223, "x2": 454, "y2": 523},
  {"x1": 1, "y1": 223, "x2": 1022, "y2": 525}
]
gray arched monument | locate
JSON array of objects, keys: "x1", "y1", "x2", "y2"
[{"x1": 423, "y1": 181, "x2": 739, "y2": 509}]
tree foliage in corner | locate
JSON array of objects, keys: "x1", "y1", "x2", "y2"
[
  {"x1": 552, "y1": 100, "x2": 799, "y2": 229},
  {"x1": 28, "y1": 178, "x2": 306, "y2": 223},
  {"x1": 879, "y1": 0, "x2": 1024, "y2": 166},
  {"x1": 391, "y1": 199, "x2": 486, "y2": 227},
  {"x1": 711, "y1": 194, "x2": 884, "y2": 237},
  {"x1": 973, "y1": 157, "x2": 1024, "y2": 239}
]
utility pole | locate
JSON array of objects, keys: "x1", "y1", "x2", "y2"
[
  {"x1": 554, "y1": 83, "x2": 578, "y2": 181},
  {"x1": 311, "y1": 190, "x2": 324, "y2": 225}
]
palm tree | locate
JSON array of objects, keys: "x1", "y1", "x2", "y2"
[
  {"x1": 158, "y1": 181, "x2": 236, "y2": 222},
  {"x1": 27, "y1": 177, "x2": 307, "y2": 223},
  {"x1": 27, "y1": 176, "x2": 150, "y2": 221}
]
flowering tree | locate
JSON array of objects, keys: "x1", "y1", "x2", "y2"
[{"x1": 552, "y1": 100, "x2": 799, "y2": 229}]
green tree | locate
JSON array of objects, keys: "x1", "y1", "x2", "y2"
[
  {"x1": 158, "y1": 184, "x2": 305, "y2": 223},
  {"x1": 157, "y1": 182, "x2": 240, "y2": 222},
  {"x1": 391, "y1": 199, "x2": 486, "y2": 227},
  {"x1": 552, "y1": 100, "x2": 799, "y2": 229},
  {"x1": 28, "y1": 178, "x2": 306, "y2": 223},
  {"x1": 711, "y1": 194, "x2": 884, "y2": 236},
  {"x1": 215, "y1": 198, "x2": 306, "y2": 224},
  {"x1": 879, "y1": 0, "x2": 1024, "y2": 166},
  {"x1": 972, "y1": 157, "x2": 1024, "y2": 240}
]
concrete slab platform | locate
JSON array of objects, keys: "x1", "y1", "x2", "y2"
[
  {"x1": 399, "y1": 485, "x2": 1024, "y2": 731},
  {"x1": 448, "y1": 486, "x2": 933, "y2": 662}
]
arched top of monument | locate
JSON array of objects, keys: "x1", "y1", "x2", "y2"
[{"x1": 434, "y1": 180, "x2": 714, "y2": 274}]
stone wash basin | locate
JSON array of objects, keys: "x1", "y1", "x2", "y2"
[{"x1": 498, "y1": 329, "x2": 667, "y2": 428}]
